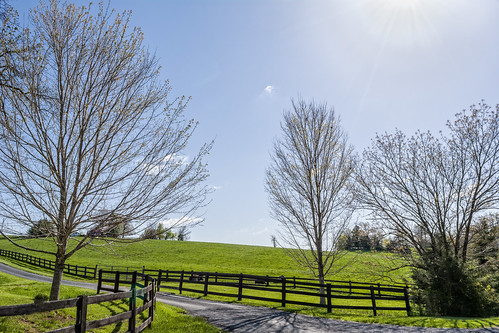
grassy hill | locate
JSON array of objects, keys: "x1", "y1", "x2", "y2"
[
  {"x1": 1, "y1": 238, "x2": 499, "y2": 329},
  {"x1": 0, "y1": 237, "x2": 409, "y2": 284}
]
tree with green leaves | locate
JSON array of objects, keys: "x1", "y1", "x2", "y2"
[{"x1": 0, "y1": 1, "x2": 211, "y2": 300}]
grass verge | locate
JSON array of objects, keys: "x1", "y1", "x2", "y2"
[{"x1": 0, "y1": 271, "x2": 221, "y2": 332}]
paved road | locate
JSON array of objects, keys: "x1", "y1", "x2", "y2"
[{"x1": 1, "y1": 262, "x2": 498, "y2": 333}]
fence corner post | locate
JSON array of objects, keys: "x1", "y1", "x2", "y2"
[
  {"x1": 370, "y1": 285, "x2": 377, "y2": 316},
  {"x1": 128, "y1": 286, "x2": 136, "y2": 332}
]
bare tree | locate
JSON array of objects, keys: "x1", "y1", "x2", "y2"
[
  {"x1": 0, "y1": 0, "x2": 23, "y2": 91},
  {"x1": 356, "y1": 102, "x2": 499, "y2": 315},
  {"x1": 0, "y1": 1, "x2": 212, "y2": 300},
  {"x1": 265, "y1": 99, "x2": 355, "y2": 304}
]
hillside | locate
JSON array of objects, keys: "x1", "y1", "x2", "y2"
[{"x1": 0, "y1": 238, "x2": 410, "y2": 284}]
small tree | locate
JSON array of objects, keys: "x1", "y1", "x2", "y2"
[
  {"x1": 266, "y1": 98, "x2": 355, "y2": 304},
  {"x1": 176, "y1": 225, "x2": 190, "y2": 241},
  {"x1": 0, "y1": 1, "x2": 211, "y2": 300},
  {"x1": 271, "y1": 235, "x2": 277, "y2": 248},
  {"x1": 27, "y1": 219, "x2": 54, "y2": 238}
]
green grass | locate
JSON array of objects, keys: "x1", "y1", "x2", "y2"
[
  {"x1": 0, "y1": 238, "x2": 410, "y2": 284},
  {"x1": 0, "y1": 238, "x2": 498, "y2": 329},
  {"x1": 0, "y1": 271, "x2": 220, "y2": 332}
]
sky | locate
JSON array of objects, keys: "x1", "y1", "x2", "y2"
[{"x1": 14, "y1": 0, "x2": 499, "y2": 247}]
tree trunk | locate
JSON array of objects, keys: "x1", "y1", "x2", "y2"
[
  {"x1": 317, "y1": 250, "x2": 326, "y2": 305},
  {"x1": 318, "y1": 275, "x2": 326, "y2": 305},
  {"x1": 49, "y1": 252, "x2": 66, "y2": 301}
]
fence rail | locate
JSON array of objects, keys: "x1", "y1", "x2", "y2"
[
  {"x1": 0, "y1": 249, "x2": 97, "y2": 279},
  {"x1": 0, "y1": 248, "x2": 412, "y2": 316},
  {"x1": 144, "y1": 269, "x2": 410, "y2": 316},
  {"x1": 0, "y1": 271, "x2": 156, "y2": 333}
]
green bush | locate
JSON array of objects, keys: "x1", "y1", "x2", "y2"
[{"x1": 412, "y1": 254, "x2": 496, "y2": 317}]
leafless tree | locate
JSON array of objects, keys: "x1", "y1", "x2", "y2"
[
  {"x1": 358, "y1": 102, "x2": 499, "y2": 265},
  {"x1": 0, "y1": 1, "x2": 212, "y2": 300},
  {"x1": 356, "y1": 102, "x2": 499, "y2": 315},
  {"x1": 266, "y1": 99, "x2": 355, "y2": 304}
]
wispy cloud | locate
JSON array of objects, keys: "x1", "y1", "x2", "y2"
[
  {"x1": 211, "y1": 185, "x2": 222, "y2": 191},
  {"x1": 143, "y1": 154, "x2": 189, "y2": 175},
  {"x1": 264, "y1": 85, "x2": 275, "y2": 94},
  {"x1": 160, "y1": 216, "x2": 202, "y2": 228}
]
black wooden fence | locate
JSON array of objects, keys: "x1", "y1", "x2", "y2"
[
  {"x1": 0, "y1": 271, "x2": 156, "y2": 332},
  {"x1": 0, "y1": 248, "x2": 412, "y2": 316},
  {"x1": 0, "y1": 249, "x2": 98, "y2": 279},
  {"x1": 143, "y1": 269, "x2": 410, "y2": 316}
]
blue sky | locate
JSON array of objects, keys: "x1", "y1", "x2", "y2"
[{"x1": 15, "y1": 0, "x2": 499, "y2": 246}]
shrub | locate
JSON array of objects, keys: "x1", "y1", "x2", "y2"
[{"x1": 412, "y1": 254, "x2": 495, "y2": 317}]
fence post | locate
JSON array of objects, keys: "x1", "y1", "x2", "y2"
[
  {"x1": 179, "y1": 271, "x2": 184, "y2": 294},
  {"x1": 215, "y1": 272, "x2": 218, "y2": 283},
  {"x1": 157, "y1": 269, "x2": 162, "y2": 291},
  {"x1": 370, "y1": 285, "x2": 377, "y2": 316},
  {"x1": 76, "y1": 295, "x2": 88, "y2": 333},
  {"x1": 404, "y1": 286, "x2": 411, "y2": 316},
  {"x1": 97, "y1": 270, "x2": 103, "y2": 294},
  {"x1": 128, "y1": 286, "x2": 136, "y2": 332},
  {"x1": 204, "y1": 273, "x2": 209, "y2": 296},
  {"x1": 144, "y1": 275, "x2": 150, "y2": 303},
  {"x1": 327, "y1": 283, "x2": 332, "y2": 313},
  {"x1": 293, "y1": 276, "x2": 296, "y2": 289},
  {"x1": 266, "y1": 275, "x2": 269, "y2": 287},
  {"x1": 132, "y1": 271, "x2": 137, "y2": 290},
  {"x1": 281, "y1": 277, "x2": 286, "y2": 307},
  {"x1": 114, "y1": 271, "x2": 120, "y2": 293},
  {"x1": 238, "y1": 273, "x2": 243, "y2": 301},
  {"x1": 149, "y1": 280, "x2": 155, "y2": 328},
  {"x1": 349, "y1": 281, "x2": 352, "y2": 295}
]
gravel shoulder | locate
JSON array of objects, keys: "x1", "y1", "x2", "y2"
[{"x1": 1, "y1": 262, "x2": 498, "y2": 333}]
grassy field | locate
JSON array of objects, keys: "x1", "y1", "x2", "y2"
[
  {"x1": 0, "y1": 271, "x2": 220, "y2": 332},
  {"x1": 0, "y1": 238, "x2": 498, "y2": 329},
  {"x1": 0, "y1": 238, "x2": 410, "y2": 283}
]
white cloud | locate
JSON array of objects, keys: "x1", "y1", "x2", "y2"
[
  {"x1": 211, "y1": 185, "x2": 222, "y2": 191},
  {"x1": 143, "y1": 154, "x2": 189, "y2": 175},
  {"x1": 163, "y1": 154, "x2": 189, "y2": 165},
  {"x1": 160, "y1": 216, "x2": 202, "y2": 228},
  {"x1": 264, "y1": 85, "x2": 275, "y2": 94}
]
